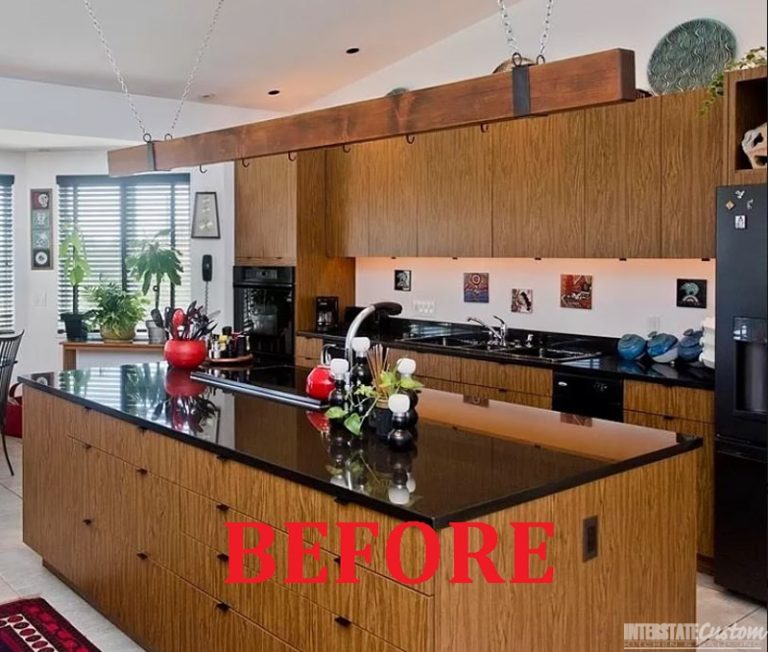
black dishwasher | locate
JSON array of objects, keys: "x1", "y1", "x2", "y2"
[{"x1": 552, "y1": 371, "x2": 623, "y2": 422}]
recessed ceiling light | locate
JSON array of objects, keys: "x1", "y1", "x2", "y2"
[
  {"x1": 346, "y1": 47, "x2": 360, "y2": 54},
  {"x1": 268, "y1": 89, "x2": 281, "y2": 96}
]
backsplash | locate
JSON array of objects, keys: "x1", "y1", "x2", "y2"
[{"x1": 356, "y1": 258, "x2": 715, "y2": 338}]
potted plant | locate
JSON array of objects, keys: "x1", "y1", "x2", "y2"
[
  {"x1": 126, "y1": 231, "x2": 183, "y2": 343},
  {"x1": 59, "y1": 227, "x2": 91, "y2": 341},
  {"x1": 89, "y1": 283, "x2": 146, "y2": 343}
]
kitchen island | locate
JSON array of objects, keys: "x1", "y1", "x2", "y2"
[{"x1": 21, "y1": 364, "x2": 700, "y2": 652}]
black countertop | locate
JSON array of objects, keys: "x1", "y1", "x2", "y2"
[
  {"x1": 298, "y1": 320, "x2": 714, "y2": 390},
  {"x1": 20, "y1": 363, "x2": 700, "y2": 528}
]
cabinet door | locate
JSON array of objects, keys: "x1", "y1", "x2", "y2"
[
  {"x1": 235, "y1": 154, "x2": 297, "y2": 262},
  {"x1": 660, "y1": 89, "x2": 723, "y2": 258},
  {"x1": 584, "y1": 98, "x2": 662, "y2": 257},
  {"x1": 493, "y1": 112, "x2": 585, "y2": 257},
  {"x1": 326, "y1": 143, "x2": 373, "y2": 256},
  {"x1": 414, "y1": 127, "x2": 492, "y2": 257}
]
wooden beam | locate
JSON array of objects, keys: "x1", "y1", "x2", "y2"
[{"x1": 108, "y1": 48, "x2": 635, "y2": 175}]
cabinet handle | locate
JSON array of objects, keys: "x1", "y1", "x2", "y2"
[
  {"x1": 215, "y1": 602, "x2": 230, "y2": 613},
  {"x1": 137, "y1": 427, "x2": 147, "y2": 435},
  {"x1": 216, "y1": 503, "x2": 230, "y2": 513},
  {"x1": 334, "y1": 616, "x2": 352, "y2": 628},
  {"x1": 136, "y1": 468, "x2": 148, "y2": 475},
  {"x1": 136, "y1": 552, "x2": 148, "y2": 560},
  {"x1": 81, "y1": 442, "x2": 91, "y2": 450},
  {"x1": 663, "y1": 415, "x2": 675, "y2": 421},
  {"x1": 334, "y1": 496, "x2": 349, "y2": 506},
  {"x1": 82, "y1": 518, "x2": 92, "y2": 526},
  {"x1": 216, "y1": 455, "x2": 229, "y2": 463},
  {"x1": 217, "y1": 553, "x2": 229, "y2": 563},
  {"x1": 333, "y1": 556, "x2": 341, "y2": 565}
]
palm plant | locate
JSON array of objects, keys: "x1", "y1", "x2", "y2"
[
  {"x1": 59, "y1": 227, "x2": 90, "y2": 314},
  {"x1": 126, "y1": 230, "x2": 183, "y2": 311}
]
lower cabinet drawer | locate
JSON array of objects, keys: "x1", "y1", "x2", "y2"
[
  {"x1": 316, "y1": 612, "x2": 404, "y2": 652},
  {"x1": 622, "y1": 411, "x2": 714, "y2": 437}
]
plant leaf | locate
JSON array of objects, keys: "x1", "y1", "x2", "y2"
[
  {"x1": 343, "y1": 413, "x2": 363, "y2": 436},
  {"x1": 325, "y1": 406, "x2": 347, "y2": 420},
  {"x1": 399, "y1": 376, "x2": 423, "y2": 390}
]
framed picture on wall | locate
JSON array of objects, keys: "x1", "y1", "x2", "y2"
[
  {"x1": 30, "y1": 188, "x2": 53, "y2": 270},
  {"x1": 191, "y1": 192, "x2": 220, "y2": 239}
]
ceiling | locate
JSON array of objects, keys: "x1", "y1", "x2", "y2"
[
  {"x1": 0, "y1": 129, "x2": 136, "y2": 152},
  {"x1": 0, "y1": 0, "x2": 499, "y2": 112}
]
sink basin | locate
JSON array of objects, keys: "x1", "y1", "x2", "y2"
[{"x1": 403, "y1": 333, "x2": 489, "y2": 348}]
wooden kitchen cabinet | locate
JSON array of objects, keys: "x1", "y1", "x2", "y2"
[
  {"x1": 493, "y1": 112, "x2": 586, "y2": 258},
  {"x1": 660, "y1": 89, "x2": 723, "y2": 258},
  {"x1": 413, "y1": 127, "x2": 492, "y2": 257},
  {"x1": 235, "y1": 154, "x2": 297, "y2": 263},
  {"x1": 584, "y1": 97, "x2": 663, "y2": 258}
]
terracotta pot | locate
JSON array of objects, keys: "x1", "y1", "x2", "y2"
[
  {"x1": 305, "y1": 365, "x2": 335, "y2": 401},
  {"x1": 164, "y1": 339, "x2": 207, "y2": 370}
]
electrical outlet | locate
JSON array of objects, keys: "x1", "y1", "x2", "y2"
[{"x1": 424, "y1": 300, "x2": 435, "y2": 315}]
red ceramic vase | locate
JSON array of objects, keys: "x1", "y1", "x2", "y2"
[{"x1": 164, "y1": 339, "x2": 207, "y2": 370}]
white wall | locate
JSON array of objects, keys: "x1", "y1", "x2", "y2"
[
  {"x1": 308, "y1": 0, "x2": 767, "y2": 109},
  {"x1": 357, "y1": 258, "x2": 715, "y2": 339}
]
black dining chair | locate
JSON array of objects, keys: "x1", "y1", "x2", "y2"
[{"x1": 0, "y1": 331, "x2": 24, "y2": 476}]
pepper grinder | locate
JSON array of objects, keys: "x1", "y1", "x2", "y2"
[
  {"x1": 387, "y1": 394, "x2": 414, "y2": 449},
  {"x1": 328, "y1": 358, "x2": 350, "y2": 409},
  {"x1": 396, "y1": 357, "x2": 419, "y2": 424}
]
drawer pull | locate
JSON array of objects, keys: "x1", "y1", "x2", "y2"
[
  {"x1": 137, "y1": 427, "x2": 147, "y2": 435},
  {"x1": 215, "y1": 602, "x2": 230, "y2": 613},
  {"x1": 216, "y1": 455, "x2": 229, "y2": 463},
  {"x1": 136, "y1": 468, "x2": 148, "y2": 475},
  {"x1": 216, "y1": 503, "x2": 230, "y2": 513},
  {"x1": 81, "y1": 442, "x2": 91, "y2": 450},
  {"x1": 334, "y1": 496, "x2": 349, "y2": 506},
  {"x1": 82, "y1": 518, "x2": 92, "y2": 526},
  {"x1": 217, "y1": 553, "x2": 229, "y2": 563},
  {"x1": 334, "y1": 616, "x2": 352, "y2": 628},
  {"x1": 333, "y1": 556, "x2": 341, "y2": 565},
  {"x1": 663, "y1": 415, "x2": 675, "y2": 421},
  {"x1": 136, "y1": 552, "x2": 148, "y2": 560}
]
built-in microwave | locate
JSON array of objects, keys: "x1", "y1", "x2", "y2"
[{"x1": 233, "y1": 266, "x2": 295, "y2": 362}]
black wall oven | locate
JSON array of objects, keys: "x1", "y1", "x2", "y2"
[{"x1": 233, "y1": 266, "x2": 295, "y2": 362}]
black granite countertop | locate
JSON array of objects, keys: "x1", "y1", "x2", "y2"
[
  {"x1": 20, "y1": 364, "x2": 700, "y2": 528},
  {"x1": 298, "y1": 319, "x2": 714, "y2": 390}
]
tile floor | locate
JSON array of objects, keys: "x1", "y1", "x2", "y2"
[{"x1": 1, "y1": 436, "x2": 765, "y2": 651}]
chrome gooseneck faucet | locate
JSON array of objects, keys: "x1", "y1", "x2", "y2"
[
  {"x1": 345, "y1": 302, "x2": 403, "y2": 364},
  {"x1": 467, "y1": 315, "x2": 508, "y2": 347}
]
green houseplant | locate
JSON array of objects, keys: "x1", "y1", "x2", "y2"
[
  {"x1": 126, "y1": 231, "x2": 183, "y2": 343},
  {"x1": 89, "y1": 283, "x2": 147, "y2": 343},
  {"x1": 59, "y1": 227, "x2": 91, "y2": 341},
  {"x1": 701, "y1": 46, "x2": 767, "y2": 114}
]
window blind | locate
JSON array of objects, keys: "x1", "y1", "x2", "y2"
[
  {"x1": 57, "y1": 174, "x2": 190, "y2": 324},
  {"x1": 0, "y1": 175, "x2": 14, "y2": 332}
]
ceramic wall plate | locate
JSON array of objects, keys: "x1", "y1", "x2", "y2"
[{"x1": 648, "y1": 18, "x2": 736, "y2": 94}]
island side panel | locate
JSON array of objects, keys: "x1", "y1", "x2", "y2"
[{"x1": 435, "y1": 452, "x2": 697, "y2": 651}]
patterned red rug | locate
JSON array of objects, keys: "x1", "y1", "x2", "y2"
[{"x1": 0, "y1": 598, "x2": 100, "y2": 652}]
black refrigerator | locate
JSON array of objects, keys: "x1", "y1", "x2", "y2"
[{"x1": 714, "y1": 184, "x2": 767, "y2": 602}]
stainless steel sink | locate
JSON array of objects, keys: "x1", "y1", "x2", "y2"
[{"x1": 401, "y1": 333, "x2": 489, "y2": 348}]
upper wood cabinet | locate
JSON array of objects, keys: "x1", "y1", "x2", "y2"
[
  {"x1": 492, "y1": 112, "x2": 586, "y2": 258},
  {"x1": 235, "y1": 155, "x2": 297, "y2": 263},
  {"x1": 660, "y1": 89, "x2": 723, "y2": 258},
  {"x1": 326, "y1": 138, "x2": 418, "y2": 257},
  {"x1": 413, "y1": 127, "x2": 492, "y2": 257},
  {"x1": 583, "y1": 97, "x2": 663, "y2": 258}
]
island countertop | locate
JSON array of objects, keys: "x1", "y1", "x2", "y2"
[{"x1": 19, "y1": 363, "x2": 700, "y2": 528}]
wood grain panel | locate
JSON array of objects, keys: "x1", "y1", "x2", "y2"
[
  {"x1": 434, "y1": 453, "x2": 697, "y2": 651},
  {"x1": 295, "y1": 150, "x2": 356, "y2": 332},
  {"x1": 385, "y1": 347, "x2": 462, "y2": 382},
  {"x1": 235, "y1": 154, "x2": 297, "y2": 262},
  {"x1": 584, "y1": 97, "x2": 662, "y2": 257},
  {"x1": 624, "y1": 381, "x2": 714, "y2": 422},
  {"x1": 325, "y1": 144, "x2": 371, "y2": 256},
  {"x1": 295, "y1": 336, "x2": 324, "y2": 362},
  {"x1": 460, "y1": 358, "x2": 552, "y2": 396},
  {"x1": 492, "y1": 111, "x2": 585, "y2": 258},
  {"x1": 316, "y1": 611, "x2": 404, "y2": 652},
  {"x1": 623, "y1": 410, "x2": 714, "y2": 558},
  {"x1": 660, "y1": 89, "x2": 722, "y2": 258},
  {"x1": 109, "y1": 49, "x2": 636, "y2": 174},
  {"x1": 414, "y1": 127, "x2": 492, "y2": 257}
]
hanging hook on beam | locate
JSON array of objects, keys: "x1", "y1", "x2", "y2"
[
  {"x1": 287, "y1": 152, "x2": 297, "y2": 162},
  {"x1": 405, "y1": 134, "x2": 416, "y2": 145},
  {"x1": 199, "y1": 164, "x2": 207, "y2": 174},
  {"x1": 240, "y1": 158, "x2": 250, "y2": 168},
  {"x1": 342, "y1": 143, "x2": 352, "y2": 154},
  {"x1": 480, "y1": 123, "x2": 490, "y2": 134}
]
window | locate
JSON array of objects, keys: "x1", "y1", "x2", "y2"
[
  {"x1": 57, "y1": 174, "x2": 190, "y2": 324},
  {"x1": 0, "y1": 175, "x2": 13, "y2": 332}
]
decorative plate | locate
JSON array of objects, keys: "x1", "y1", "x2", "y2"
[{"x1": 647, "y1": 19, "x2": 736, "y2": 94}]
